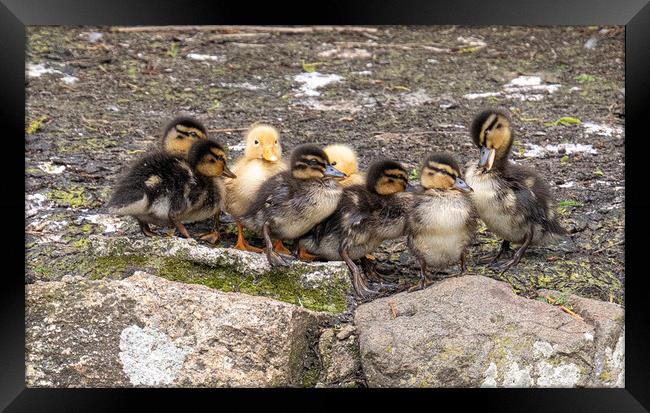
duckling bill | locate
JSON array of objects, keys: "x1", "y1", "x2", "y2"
[
  {"x1": 407, "y1": 153, "x2": 477, "y2": 292},
  {"x1": 240, "y1": 144, "x2": 346, "y2": 267},
  {"x1": 465, "y1": 109, "x2": 567, "y2": 272},
  {"x1": 324, "y1": 144, "x2": 365, "y2": 188},
  {"x1": 107, "y1": 139, "x2": 236, "y2": 242},
  {"x1": 298, "y1": 159, "x2": 412, "y2": 299}
]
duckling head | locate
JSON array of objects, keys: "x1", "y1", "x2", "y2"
[
  {"x1": 324, "y1": 144, "x2": 359, "y2": 178},
  {"x1": 470, "y1": 109, "x2": 513, "y2": 171},
  {"x1": 244, "y1": 124, "x2": 282, "y2": 162},
  {"x1": 366, "y1": 160, "x2": 409, "y2": 195},
  {"x1": 161, "y1": 116, "x2": 208, "y2": 157},
  {"x1": 420, "y1": 153, "x2": 472, "y2": 193},
  {"x1": 188, "y1": 139, "x2": 237, "y2": 179},
  {"x1": 290, "y1": 144, "x2": 347, "y2": 180}
]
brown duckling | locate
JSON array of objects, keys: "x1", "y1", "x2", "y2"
[
  {"x1": 324, "y1": 144, "x2": 365, "y2": 187},
  {"x1": 298, "y1": 160, "x2": 412, "y2": 298},
  {"x1": 240, "y1": 144, "x2": 346, "y2": 267},
  {"x1": 464, "y1": 109, "x2": 567, "y2": 272},
  {"x1": 160, "y1": 116, "x2": 208, "y2": 158},
  {"x1": 107, "y1": 139, "x2": 236, "y2": 241},
  {"x1": 407, "y1": 153, "x2": 477, "y2": 291}
]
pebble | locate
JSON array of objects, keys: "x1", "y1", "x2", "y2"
[{"x1": 336, "y1": 325, "x2": 356, "y2": 340}]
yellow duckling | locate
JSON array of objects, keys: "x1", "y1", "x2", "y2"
[
  {"x1": 225, "y1": 124, "x2": 288, "y2": 252},
  {"x1": 324, "y1": 144, "x2": 365, "y2": 187}
]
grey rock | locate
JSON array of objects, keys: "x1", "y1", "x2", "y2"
[
  {"x1": 355, "y1": 275, "x2": 624, "y2": 388},
  {"x1": 26, "y1": 271, "x2": 329, "y2": 387},
  {"x1": 317, "y1": 327, "x2": 362, "y2": 387}
]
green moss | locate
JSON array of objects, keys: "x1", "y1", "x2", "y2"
[
  {"x1": 86, "y1": 253, "x2": 347, "y2": 313},
  {"x1": 301, "y1": 363, "x2": 322, "y2": 387},
  {"x1": 47, "y1": 187, "x2": 91, "y2": 208},
  {"x1": 90, "y1": 255, "x2": 150, "y2": 280}
]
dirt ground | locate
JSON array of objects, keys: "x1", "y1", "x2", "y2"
[{"x1": 25, "y1": 26, "x2": 625, "y2": 305}]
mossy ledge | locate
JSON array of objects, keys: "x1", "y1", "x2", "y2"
[{"x1": 86, "y1": 235, "x2": 351, "y2": 314}]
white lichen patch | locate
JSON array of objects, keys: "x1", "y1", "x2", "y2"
[
  {"x1": 118, "y1": 325, "x2": 188, "y2": 386},
  {"x1": 27, "y1": 63, "x2": 78, "y2": 85},
  {"x1": 219, "y1": 82, "x2": 261, "y2": 91},
  {"x1": 26, "y1": 193, "x2": 51, "y2": 218},
  {"x1": 293, "y1": 72, "x2": 343, "y2": 97},
  {"x1": 533, "y1": 341, "x2": 555, "y2": 359},
  {"x1": 186, "y1": 53, "x2": 225, "y2": 62},
  {"x1": 457, "y1": 36, "x2": 487, "y2": 48},
  {"x1": 582, "y1": 122, "x2": 623, "y2": 137},
  {"x1": 464, "y1": 75, "x2": 561, "y2": 102},
  {"x1": 536, "y1": 361, "x2": 581, "y2": 387},
  {"x1": 81, "y1": 214, "x2": 125, "y2": 234},
  {"x1": 37, "y1": 161, "x2": 66, "y2": 174},
  {"x1": 400, "y1": 88, "x2": 434, "y2": 107},
  {"x1": 502, "y1": 362, "x2": 533, "y2": 387},
  {"x1": 463, "y1": 91, "x2": 501, "y2": 100},
  {"x1": 295, "y1": 98, "x2": 362, "y2": 113},
  {"x1": 318, "y1": 48, "x2": 372, "y2": 60},
  {"x1": 481, "y1": 362, "x2": 498, "y2": 388},
  {"x1": 584, "y1": 332, "x2": 594, "y2": 342},
  {"x1": 523, "y1": 143, "x2": 597, "y2": 158}
]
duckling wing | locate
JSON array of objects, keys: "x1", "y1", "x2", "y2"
[
  {"x1": 107, "y1": 152, "x2": 193, "y2": 215},
  {"x1": 505, "y1": 163, "x2": 564, "y2": 234}
]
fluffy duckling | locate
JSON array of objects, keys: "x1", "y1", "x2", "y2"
[
  {"x1": 225, "y1": 124, "x2": 288, "y2": 253},
  {"x1": 240, "y1": 144, "x2": 346, "y2": 267},
  {"x1": 324, "y1": 144, "x2": 365, "y2": 187},
  {"x1": 464, "y1": 109, "x2": 567, "y2": 272},
  {"x1": 107, "y1": 139, "x2": 236, "y2": 242},
  {"x1": 407, "y1": 153, "x2": 476, "y2": 292},
  {"x1": 298, "y1": 160, "x2": 411, "y2": 298},
  {"x1": 160, "y1": 116, "x2": 208, "y2": 158}
]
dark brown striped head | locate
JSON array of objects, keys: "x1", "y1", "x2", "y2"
[
  {"x1": 161, "y1": 116, "x2": 209, "y2": 158},
  {"x1": 470, "y1": 109, "x2": 513, "y2": 171},
  {"x1": 290, "y1": 144, "x2": 347, "y2": 180},
  {"x1": 188, "y1": 138, "x2": 236, "y2": 178},
  {"x1": 366, "y1": 160, "x2": 409, "y2": 195},
  {"x1": 420, "y1": 153, "x2": 472, "y2": 192}
]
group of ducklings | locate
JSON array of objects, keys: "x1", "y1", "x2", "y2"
[{"x1": 107, "y1": 109, "x2": 567, "y2": 299}]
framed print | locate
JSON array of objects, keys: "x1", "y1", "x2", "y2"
[{"x1": 2, "y1": 0, "x2": 649, "y2": 410}]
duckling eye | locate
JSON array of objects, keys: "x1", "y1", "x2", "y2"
[
  {"x1": 254, "y1": 140, "x2": 259, "y2": 145},
  {"x1": 496, "y1": 124, "x2": 502, "y2": 129},
  {"x1": 428, "y1": 171, "x2": 434, "y2": 176},
  {"x1": 331, "y1": 161, "x2": 337, "y2": 166},
  {"x1": 274, "y1": 140, "x2": 278, "y2": 145}
]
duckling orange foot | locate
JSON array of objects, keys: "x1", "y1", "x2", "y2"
[
  {"x1": 272, "y1": 239, "x2": 292, "y2": 255},
  {"x1": 296, "y1": 246, "x2": 317, "y2": 261},
  {"x1": 199, "y1": 230, "x2": 221, "y2": 245},
  {"x1": 234, "y1": 222, "x2": 263, "y2": 253}
]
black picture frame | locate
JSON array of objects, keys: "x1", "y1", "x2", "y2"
[{"x1": 3, "y1": 0, "x2": 648, "y2": 410}]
